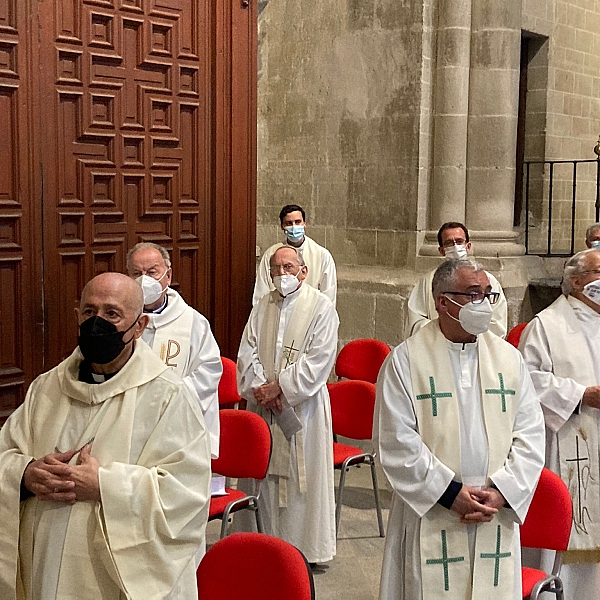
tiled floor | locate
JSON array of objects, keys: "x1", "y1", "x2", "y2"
[{"x1": 206, "y1": 461, "x2": 392, "y2": 599}]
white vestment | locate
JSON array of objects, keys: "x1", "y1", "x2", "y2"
[
  {"x1": 142, "y1": 288, "x2": 222, "y2": 458},
  {"x1": 236, "y1": 285, "x2": 338, "y2": 563},
  {"x1": 519, "y1": 294, "x2": 600, "y2": 600},
  {"x1": 0, "y1": 340, "x2": 211, "y2": 600},
  {"x1": 404, "y1": 268, "x2": 508, "y2": 339},
  {"x1": 252, "y1": 236, "x2": 337, "y2": 306},
  {"x1": 375, "y1": 325, "x2": 545, "y2": 600}
]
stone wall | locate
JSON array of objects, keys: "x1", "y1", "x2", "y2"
[
  {"x1": 256, "y1": 0, "x2": 600, "y2": 349},
  {"x1": 522, "y1": 0, "x2": 600, "y2": 254},
  {"x1": 256, "y1": 0, "x2": 428, "y2": 269}
]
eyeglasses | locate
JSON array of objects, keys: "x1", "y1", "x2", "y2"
[
  {"x1": 269, "y1": 263, "x2": 299, "y2": 275},
  {"x1": 443, "y1": 291, "x2": 500, "y2": 305}
]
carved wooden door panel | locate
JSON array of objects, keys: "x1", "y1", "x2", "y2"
[
  {"x1": 39, "y1": 0, "x2": 214, "y2": 368},
  {"x1": 0, "y1": 1, "x2": 40, "y2": 425}
]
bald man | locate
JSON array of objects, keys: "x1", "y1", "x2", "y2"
[
  {"x1": 237, "y1": 247, "x2": 339, "y2": 566},
  {"x1": 0, "y1": 273, "x2": 211, "y2": 600}
]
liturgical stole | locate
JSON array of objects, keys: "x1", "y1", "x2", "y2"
[
  {"x1": 258, "y1": 284, "x2": 320, "y2": 506},
  {"x1": 537, "y1": 295, "x2": 600, "y2": 561},
  {"x1": 151, "y1": 305, "x2": 194, "y2": 377},
  {"x1": 406, "y1": 321, "x2": 519, "y2": 600}
]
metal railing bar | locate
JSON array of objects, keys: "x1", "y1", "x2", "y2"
[{"x1": 571, "y1": 161, "x2": 577, "y2": 256}]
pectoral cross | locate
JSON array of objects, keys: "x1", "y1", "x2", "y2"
[
  {"x1": 416, "y1": 376, "x2": 453, "y2": 417},
  {"x1": 480, "y1": 525, "x2": 512, "y2": 586},
  {"x1": 425, "y1": 530, "x2": 465, "y2": 591},
  {"x1": 282, "y1": 340, "x2": 300, "y2": 368}
]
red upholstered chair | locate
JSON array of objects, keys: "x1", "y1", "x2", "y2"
[
  {"x1": 507, "y1": 322, "x2": 528, "y2": 348},
  {"x1": 328, "y1": 380, "x2": 385, "y2": 538},
  {"x1": 218, "y1": 356, "x2": 241, "y2": 408},
  {"x1": 520, "y1": 467, "x2": 572, "y2": 599},
  {"x1": 209, "y1": 410, "x2": 272, "y2": 538},
  {"x1": 335, "y1": 338, "x2": 391, "y2": 383},
  {"x1": 197, "y1": 533, "x2": 315, "y2": 600}
]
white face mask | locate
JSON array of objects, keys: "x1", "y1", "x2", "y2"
[
  {"x1": 136, "y1": 270, "x2": 168, "y2": 305},
  {"x1": 273, "y1": 274, "x2": 300, "y2": 297},
  {"x1": 582, "y1": 280, "x2": 600, "y2": 306},
  {"x1": 591, "y1": 240, "x2": 600, "y2": 250},
  {"x1": 446, "y1": 296, "x2": 493, "y2": 335},
  {"x1": 444, "y1": 244, "x2": 469, "y2": 260}
]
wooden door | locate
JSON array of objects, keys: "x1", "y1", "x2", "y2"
[
  {"x1": 0, "y1": 1, "x2": 41, "y2": 425},
  {"x1": 38, "y1": 0, "x2": 215, "y2": 366},
  {"x1": 0, "y1": 0, "x2": 256, "y2": 422}
]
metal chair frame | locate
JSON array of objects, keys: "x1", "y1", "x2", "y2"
[{"x1": 335, "y1": 449, "x2": 385, "y2": 537}]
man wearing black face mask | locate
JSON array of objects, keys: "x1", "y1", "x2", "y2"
[
  {"x1": 374, "y1": 259, "x2": 545, "y2": 600},
  {"x1": 0, "y1": 272, "x2": 211, "y2": 600}
]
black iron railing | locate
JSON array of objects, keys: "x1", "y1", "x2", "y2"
[{"x1": 524, "y1": 147, "x2": 600, "y2": 256}]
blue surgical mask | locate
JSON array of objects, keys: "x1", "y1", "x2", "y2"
[
  {"x1": 591, "y1": 240, "x2": 600, "y2": 250},
  {"x1": 284, "y1": 225, "x2": 305, "y2": 244}
]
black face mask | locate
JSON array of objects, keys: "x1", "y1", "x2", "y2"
[{"x1": 78, "y1": 315, "x2": 140, "y2": 365}]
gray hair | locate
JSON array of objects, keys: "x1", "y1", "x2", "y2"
[
  {"x1": 270, "y1": 246, "x2": 305, "y2": 267},
  {"x1": 586, "y1": 223, "x2": 600, "y2": 243},
  {"x1": 562, "y1": 249, "x2": 597, "y2": 294},
  {"x1": 431, "y1": 259, "x2": 486, "y2": 301},
  {"x1": 126, "y1": 242, "x2": 172, "y2": 271}
]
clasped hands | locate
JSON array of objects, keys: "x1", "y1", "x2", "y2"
[
  {"x1": 451, "y1": 485, "x2": 505, "y2": 524},
  {"x1": 22, "y1": 444, "x2": 100, "y2": 504},
  {"x1": 253, "y1": 381, "x2": 283, "y2": 412}
]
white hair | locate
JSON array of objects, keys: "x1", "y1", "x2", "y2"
[
  {"x1": 562, "y1": 249, "x2": 597, "y2": 295},
  {"x1": 126, "y1": 242, "x2": 171, "y2": 271},
  {"x1": 586, "y1": 223, "x2": 600, "y2": 243}
]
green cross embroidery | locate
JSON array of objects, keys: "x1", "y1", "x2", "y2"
[
  {"x1": 416, "y1": 376, "x2": 453, "y2": 417},
  {"x1": 480, "y1": 525, "x2": 511, "y2": 586},
  {"x1": 484, "y1": 373, "x2": 515, "y2": 413},
  {"x1": 425, "y1": 530, "x2": 465, "y2": 591}
]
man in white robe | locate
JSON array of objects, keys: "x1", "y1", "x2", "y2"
[
  {"x1": 0, "y1": 273, "x2": 211, "y2": 600},
  {"x1": 127, "y1": 242, "x2": 222, "y2": 459},
  {"x1": 237, "y1": 246, "x2": 338, "y2": 565},
  {"x1": 404, "y1": 222, "x2": 507, "y2": 339},
  {"x1": 520, "y1": 248, "x2": 600, "y2": 600},
  {"x1": 376, "y1": 259, "x2": 545, "y2": 600},
  {"x1": 252, "y1": 203, "x2": 337, "y2": 306}
]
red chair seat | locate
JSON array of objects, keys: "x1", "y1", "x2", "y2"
[
  {"x1": 333, "y1": 442, "x2": 369, "y2": 468},
  {"x1": 521, "y1": 567, "x2": 547, "y2": 597},
  {"x1": 209, "y1": 489, "x2": 251, "y2": 520}
]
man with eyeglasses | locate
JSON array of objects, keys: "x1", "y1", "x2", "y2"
[
  {"x1": 252, "y1": 204, "x2": 337, "y2": 306},
  {"x1": 520, "y1": 249, "x2": 600, "y2": 600},
  {"x1": 126, "y1": 242, "x2": 222, "y2": 460},
  {"x1": 404, "y1": 222, "x2": 508, "y2": 339},
  {"x1": 237, "y1": 246, "x2": 338, "y2": 568},
  {"x1": 375, "y1": 259, "x2": 545, "y2": 600}
]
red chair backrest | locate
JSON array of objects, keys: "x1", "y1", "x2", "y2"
[
  {"x1": 198, "y1": 533, "x2": 315, "y2": 600},
  {"x1": 211, "y1": 410, "x2": 272, "y2": 480},
  {"x1": 218, "y1": 356, "x2": 241, "y2": 406},
  {"x1": 520, "y1": 467, "x2": 572, "y2": 551},
  {"x1": 335, "y1": 338, "x2": 391, "y2": 383},
  {"x1": 328, "y1": 380, "x2": 376, "y2": 441},
  {"x1": 506, "y1": 322, "x2": 528, "y2": 348}
]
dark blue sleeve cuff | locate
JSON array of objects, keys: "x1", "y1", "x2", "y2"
[{"x1": 437, "y1": 480, "x2": 462, "y2": 509}]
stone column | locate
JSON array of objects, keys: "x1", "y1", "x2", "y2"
[
  {"x1": 465, "y1": 0, "x2": 525, "y2": 256},
  {"x1": 421, "y1": 0, "x2": 471, "y2": 255}
]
